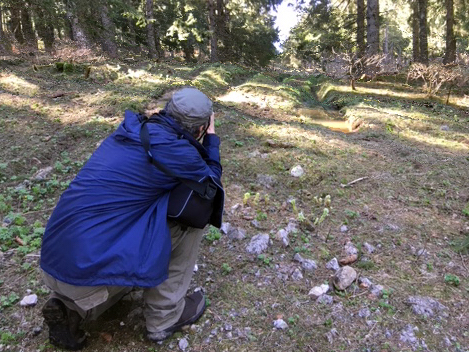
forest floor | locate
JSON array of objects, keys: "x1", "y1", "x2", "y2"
[{"x1": 0, "y1": 55, "x2": 468, "y2": 352}]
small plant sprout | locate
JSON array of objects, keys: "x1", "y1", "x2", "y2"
[
  {"x1": 314, "y1": 208, "x2": 330, "y2": 225},
  {"x1": 290, "y1": 199, "x2": 298, "y2": 213},
  {"x1": 264, "y1": 194, "x2": 270, "y2": 205},
  {"x1": 243, "y1": 192, "x2": 251, "y2": 205},
  {"x1": 221, "y1": 263, "x2": 232, "y2": 275},
  {"x1": 253, "y1": 192, "x2": 261, "y2": 206},
  {"x1": 324, "y1": 195, "x2": 331, "y2": 208},
  {"x1": 297, "y1": 211, "x2": 306, "y2": 222},
  {"x1": 444, "y1": 274, "x2": 460, "y2": 286}
]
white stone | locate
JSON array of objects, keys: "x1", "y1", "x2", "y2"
[
  {"x1": 291, "y1": 268, "x2": 303, "y2": 281},
  {"x1": 326, "y1": 258, "x2": 340, "y2": 271},
  {"x1": 363, "y1": 242, "x2": 376, "y2": 254},
  {"x1": 290, "y1": 165, "x2": 304, "y2": 177},
  {"x1": 246, "y1": 234, "x2": 270, "y2": 254},
  {"x1": 19, "y1": 294, "x2": 38, "y2": 307},
  {"x1": 220, "y1": 222, "x2": 232, "y2": 235},
  {"x1": 178, "y1": 338, "x2": 189, "y2": 351},
  {"x1": 193, "y1": 264, "x2": 198, "y2": 272},
  {"x1": 273, "y1": 319, "x2": 288, "y2": 330},
  {"x1": 293, "y1": 253, "x2": 303, "y2": 263},
  {"x1": 301, "y1": 259, "x2": 317, "y2": 271},
  {"x1": 333, "y1": 266, "x2": 357, "y2": 290},
  {"x1": 340, "y1": 225, "x2": 348, "y2": 233},
  {"x1": 308, "y1": 284, "x2": 330, "y2": 299}
]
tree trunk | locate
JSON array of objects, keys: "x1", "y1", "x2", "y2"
[
  {"x1": 145, "y1": 0, "x2": 157, "y2": 59},
  {"x1": 10, "y1": 4, "x2": 25, "y2": 44},
  {"x1": 356, "y1": 0, "x2": 365, "y2": 56},
  {"x1": 100, "y1": 2, "x2": 118, "y2": 58},
  {"x1": 443, "y1": 0, "x2": 456, "y2": 64},
  {"x1": 208, "y1": 0, "x2": 218, "y2": 62},
  {"x1": 383, "y1": 24, "x2": 388, "y2": 54},
  {"x1": 34, "y1": 8, "x2": 55, "y2": 53},
  {"x1": 0, "y1": 6, "x2": 11, "y2": 53},
  {"x1": 366, "y1": 0, "x2": 379, "y2": 55},
  {"x1": 418, "y1": 0, "x2": 428, "y2": 64},
  {"x1": 411, "y1": 0, "x2": 420, "y2": 62},
  {"x1": 65, "y1": 0, "x2": 90, "y2": 47},
  {"x1": 21, "y1": 3, "x2": 37, "y2": 50}
]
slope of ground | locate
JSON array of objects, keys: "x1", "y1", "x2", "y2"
[{"x1": 0, "y1": 57, "x2": 468, "y2": 352}]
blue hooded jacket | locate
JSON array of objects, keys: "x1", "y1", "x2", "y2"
[{"x1": 40, "y1": 110, "x2": 223, "y2": 288}]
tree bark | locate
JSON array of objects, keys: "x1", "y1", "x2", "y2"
[
  {"x1": 366, "y1": 0, "x2": 379, "y2": 55},
  {"x1": 411, "y1": 0, "x2": 420, "y2": 62},
  {"x1": 356, "y1": 0, "x2": 365, "y2": 56},
  {"x1": 10, "y1": 4, "x2": 25, "y2": 44},
  {"x1": 65, "y1": 0, "x2": 90, "y2": 47},
  {"x1": 0, "y1": 6, "x2": 11, "y2": 53},
  {"x1": 208, "y1": 0, "x2": 218, "y2": 62},
  {"x1": 418, "y1": 0, "x2": 428, "y2": 64},
  {"x1": 443, "y1": 0, "x2": 456, "y2": 64},
  {"x1": 145, "y1": 0, "x2": 157, "y2": 59},
  {"x1": 21, "y1": 3, "x2": 37, "y2": 50},
  {"x1": 100, "y1": 2, "x2": 118, "y2": 58},
  {"x1": 34, "y1": 8, "x2": 55, "y2": 53}
]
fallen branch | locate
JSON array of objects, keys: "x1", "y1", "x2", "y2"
[{"x1": 340, "y1": 177, "x2": 369, "y2": 188}]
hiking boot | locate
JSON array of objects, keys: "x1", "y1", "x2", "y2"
[
  {"x1": 42, "y1": 298, "x2": 86, "y2": 351},
  {"x1": 148, "y1": 291, "x2": 206, "y2": 342}
]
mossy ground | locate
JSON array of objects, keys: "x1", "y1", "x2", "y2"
[{"x1": 0, "y1": 56, "x2": 468, "y2": 352}]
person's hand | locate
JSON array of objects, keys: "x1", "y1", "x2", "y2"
[{"x1": 207, "y1": 113, "x2": 215, "y2": 134}]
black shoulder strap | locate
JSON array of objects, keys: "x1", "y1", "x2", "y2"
[{"x1": 139, "y1": 118, "x2": 216, "y2": 200}]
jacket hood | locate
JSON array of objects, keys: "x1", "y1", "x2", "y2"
[{"x1": 114, "y1": 110, "x2": 146, "y2": 143}]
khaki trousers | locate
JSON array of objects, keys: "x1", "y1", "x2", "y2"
[{"x1": 42, "y1": 221, "x2": 205, "y2": 333}]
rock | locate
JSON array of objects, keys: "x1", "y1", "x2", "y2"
[
  {"x1": 193, "y1": 264, "x2": 198, "y2": 272},
  {"x1": 301, "y1": 259, "x2": 317, "y2": 271},
  {"x1": 230, "y1": 203, "x2": 241, "y2": 214},
  {"x1": 363, "y1": 242, "x2": 375, "y2": 254},
  {"x1": 308, "y1": 284, "x2": 330, "y2": 299},
  {"x1": 333, "y1": 266, "x2": 357, "y2": 290},
  {"x1": 251, "y1": 220, "x2": 262, "y2": 229},
  {"x1": 32, "y1": 166, "x2": 53, "y2": 181},
  {"x1": 339, "y1": 254, "x2": 358, "y2": 265},
  {"x1": 407, "y1": 296, "x2": 448, "y2": 318},
  {"x1": 317, "y1": 294, "x2": 334, "y2": 305},
  {"x1": 293, "y1": 253, "x2": 303, "y2": 263},
  {"x1": 291, "y1": 268, "x2": 303, "y2": 281},
  {"x1": 220, "y1": 222, "x2": 232, "y2": 235},
  {"x1": 178, "y1": 337, "x2": 189, "y2": 351},
  {"x1": 345, "y1": 241, "x2": 358, "y2": 255},
  {"x1": 285, "y1": 220, "x2": 297, "y2": 234},
  {"x1": 290, "y1": 165, "x2": 304, "y2": 177},
  {"x1": 32, "y1": 326, "x2": 42, "y2": 336},
  {"x1": 440, "y1": 125, "x2": 449, "y2": 131},
  {"x1": 228, "y1": 228, "x2": 246, "y2": 241},
  {"x1": 224, "y1": 323, "x2": 232, "y2": 331},
  {"x1": 256, "y1": 174, "x2": 275, "y2": 188},
  {"x1": 358, "y1": 308, "x2": 371, "y2": 318},
  {"x1": 19, "y1": 294, "x2": 38, "y2": 307},
  {"x1": 370, "y1": 285, "x2": 384, "y2": 298},
  {"x1": 359, "y1": 277, "x2": 372, "y2": 289},
  {"x1": 273, "y1": 319, "x2": 288, "y2": 330},
  {"x1": 325, "y1": 328, "x2": 338, "y2": 344},
  {"x1": 326, "y1": 258, "x2": 340, "y2": 271},
  {"x1": 340, "y1": 225, "x2": 348, "y2": 233},
  {"x1": 246, "y1": 234, "x2": 270, "y2": 255},
  {"x1": 399, "y1": 324, "x2": 426, "y2": 350},
  {"x1": 2, "y1": 217, "x2": 13, "y2": 227},
  {"x1": 276, "y1": 228, "x2": 290, "y2": 247}
]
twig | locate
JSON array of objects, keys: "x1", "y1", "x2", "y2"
[
  {"x1": 364, "y1": 321, "x2": 378, "y2": 339},
  {"x1": 22, "y1": 206, "x2": 55, "y2": 216},
  {"x1": 340, "y1": 177, "x2": 369, "y2": 188},
  {"x1": 460, "y1": 253, "x2": 469, "y2": 276}
]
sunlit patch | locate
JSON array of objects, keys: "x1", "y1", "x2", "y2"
[
  {"x1": 0, "y1": 74, "x2": 39, "y2": 96},
  {"x1": 401, "y1": 129, "x2": 469, "y2": 151}
]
